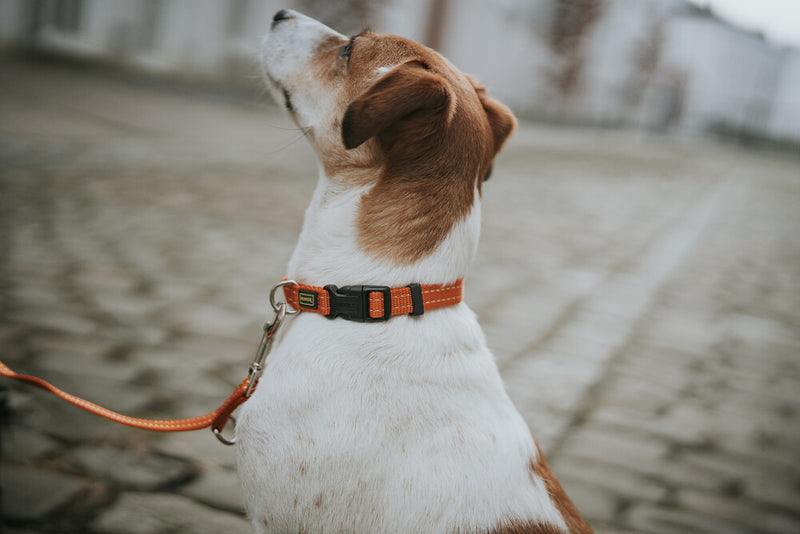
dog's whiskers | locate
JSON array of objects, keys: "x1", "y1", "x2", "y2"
[{"x1": 263, "y1": 128, "x2": 312, "y2": 155}]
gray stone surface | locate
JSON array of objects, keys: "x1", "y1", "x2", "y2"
[
  {"x1": 2, "y1": 426, "x2": 61, "y2": 462},
  {"x1": 1, "y1": 54, "x2": 799, "y2": 532},
  {"x1": 179, "y1": 466, "x2": 245, "y2": 513},
  {"x1": 67, "y1": 445, "x2": 195, "y2": 491},
  {"x1": 1, "y1": 464, "x2": 88, "y2": 521},
  {"x1": 92, "y1": 492, "x2": 251, "y2": 534}
]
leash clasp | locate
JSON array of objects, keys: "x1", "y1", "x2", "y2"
[
  {"x1": 213, "y1": 280, "x2": 300, "y2": 445},
  {"x1": 244, "y1": 304, "x2": 284, "y2": 398},
  {"x1": 243, "y1": 279, "x2": 299, "y2": 398}
]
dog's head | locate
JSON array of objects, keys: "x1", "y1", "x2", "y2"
[{"x1": 262, "y1": 10, "x2": 515, "y2": 265}]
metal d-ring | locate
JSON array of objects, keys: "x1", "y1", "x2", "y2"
[
  {"x1": 269, "y1": 279, "x2": 300, "y2": 315},
  {"x1": 213, "y1": 415, "x2": 237, "y2": 445}
]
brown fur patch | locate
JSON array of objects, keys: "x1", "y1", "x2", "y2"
[
  {"x1": 483, "y1": 519, "x2": 566, "y2": 534},
  {"x1": 341, "y1": 35, "x2": 515, "y2": 263},
  {"x1": 529, "y1": 445, "x2": 594, "y2": 533}
]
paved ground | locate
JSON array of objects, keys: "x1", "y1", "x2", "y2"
[{"x1": 1, "y1": 55, "x2": 799, "y2": 534}]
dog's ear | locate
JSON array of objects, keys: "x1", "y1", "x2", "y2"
[
  {"x1": 342, "y1": 61, "x2": 451, "y2": 150},
  {"x1": 467, "y1": 75, "x2": 516, "y2": 158}
]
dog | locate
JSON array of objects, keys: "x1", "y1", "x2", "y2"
[{"x1": 236, "y1": 9, "x2": 593, "y2": 534}]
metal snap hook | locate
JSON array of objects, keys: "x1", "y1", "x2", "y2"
[{"x1": 270, "y1": 279, "x2": 300, "y2": 315}]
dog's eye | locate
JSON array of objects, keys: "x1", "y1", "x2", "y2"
[{"x1": 340, "y1": 36, "x2": 356, "y2": 59}]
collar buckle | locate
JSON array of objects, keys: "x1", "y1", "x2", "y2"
[{"x1": 323, "y1": 285, "x2": 392, "y2": 322}]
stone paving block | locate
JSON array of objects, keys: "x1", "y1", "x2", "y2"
[
  {"x1": 715, "y1": 312, "x2": 798, "y2": 347},
  {"x1": 608, "y1": 346, "x2": 694, "y2": 392},
  {"x1": 559, "y1": 424, "x2": 669, "y2": 467},
  {"x1": 639, "y1": 310, "x2": 720, "y2": 355},
  {"x1": 502, "y1": 349, "x2": 603, "y2": 414},
  {"x1": 95, "y1": 323, "x2": 170, "y2": 347},
  {"x1": 596, "y1": 374, "x2": 678, "y2": 413},
  {"x1": 593, "y1": 527, "x2": 640, "y2": 534},
  {"x1": 72, "y1": 265, "x2": 140, "y2": 293},
  {"x1": 92, "y1": 492, "x2": 251, "y2": 534},
  {"x1": 676, "y1": 488, "x2": 800, "y2": 534},
  {"x1": 89, "y1": 291, "x2": 163, "y2": 321},
  {"x1": 162, "y1": 302, "x2": 256, "y2": 339},
  {"x1": 554, "y1": 474, "x2": 620, "y2": 525},
  {"x1": 67, "y1": 445, "x2": 195, "y2": 491},
  {"x1": 2, "y1": 425, "x2": 60, "y2": 462},
  {"x1": 0, "y1": 463, "x2": 88, "y2": 522},
  {"x1": 23, "y1": 331, "x2": 117, "y2": 361},
  {"x1": 8, "y1": 281, "x2": 68, "y2": 309},
  {"x1": 178, "y1": 466, "x2": 244, "y2": 513},
  {"x1": 129, "y1": 344, "x2": 241, "y2": 375},
  {"x1": 161, "y1": 334, "x2": 254, "y2": 366},
  {"x1": 33, "y1": 349, "x2": 141, "y2": 383},
  {"x1": 542, "y1": 328, "x2": 623, "y2": 367},
  {"x1": 550, "y1": 454, "x2": 668, "y2": 504},
  {"x1": 647, "y1": 403, "x2": 716, "y2": 445},
  {"x1": 151, "y1": 278, "x2": 203, "y2": 302},
  {"x1": 125, "y1": 356, "x2": 235, "y2": 399},
  {"x1": 9, "y1": 308, "x2": 98, "y2": 336},
  {"x1": 625, "y1": 502, "x2": 758, "y2": 534},
  {"x1": 681, "y1": 448, "x2": 800, "y2": 489},
  {"x1": 154, "y1": 431, "x2": 237, "y2": 468}
]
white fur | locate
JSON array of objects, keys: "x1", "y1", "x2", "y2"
[
  {"x1": 237, "y1": 10, "x2": 568, "y2": 534},
  {"x1": 260, "y1": 11, "x2": 345, "y2": 132}
]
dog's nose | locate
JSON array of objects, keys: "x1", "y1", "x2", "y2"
[{"x1": 272, "y1": 9, "x2": 292, "y2": 27}]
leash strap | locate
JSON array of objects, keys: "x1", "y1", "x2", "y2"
[
  {"x1": 282, "y1": 279, "x2": 464, "y2": 322},
  {"x1": 0, "y1": 360, "x2": 249, "y2": 434}
]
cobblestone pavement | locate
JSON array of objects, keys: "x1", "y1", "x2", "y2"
[{"x1": 1, "y1": 56, "x2": 799, "y2": 533}]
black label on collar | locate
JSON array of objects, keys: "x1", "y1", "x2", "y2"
[{"x1": 298, "y1": 289, "x2": 318, "y2": 309}]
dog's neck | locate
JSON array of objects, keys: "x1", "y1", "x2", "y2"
[{"x1": 286, "y1": 168, "x2": 481, "y2": 287}]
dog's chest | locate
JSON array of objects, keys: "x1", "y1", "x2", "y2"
[{"x1": 235, "y1": 313, "x2": 553, "y2": 532}]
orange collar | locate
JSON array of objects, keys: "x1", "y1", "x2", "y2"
[{"x1": 282, "y1": 279, "x2": 464, "y2": 322}]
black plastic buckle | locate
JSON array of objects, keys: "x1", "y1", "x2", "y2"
[{"x1": 323, "y1": 285, "x2": 392, "y2": 322}]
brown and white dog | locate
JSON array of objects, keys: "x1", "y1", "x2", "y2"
[{"x1": 236, "y1": 9, "x2": 593, "y2": 534}]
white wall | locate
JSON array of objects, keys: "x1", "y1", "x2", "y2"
[
  {"x1": 661, "y1": 14, "x2": 785, "y2": 135},
  {"x1": 432, "y1": 0, "x2": 555, "y2": 114},
  {"x1": 578, "y1": 0, "x2": 684, "y2": 125},
  {"x1": 769, "y1": 49, "x2": 800, "y2": 141}
]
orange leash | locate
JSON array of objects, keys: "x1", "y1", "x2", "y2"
[
  {"x1": 0, "y1": 289, "x2": 293, "y2": 445},
  {"x1": 0, "y1": 360, "x2": 250, "y2": 435}
]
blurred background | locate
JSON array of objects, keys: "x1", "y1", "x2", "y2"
[
  {"x1": 1, "y1": 1, "x2": 799, "y2": 533},
  {"x1": 1, "y1": 0, "x2": 800, "y2": 145}
]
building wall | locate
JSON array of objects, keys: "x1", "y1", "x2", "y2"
[
  {"x1": 769, "y1": 50, "x2": 800, "y2": 141},
  {"x1": 431, "y1": 0, "x2": 555, "y2": 116},
  {"x1": 660, "y1": 13, "x2": 785, "y2": 136},
  {"x1": 0, "y1": 0, "x2": 797, "y2": 143}
]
